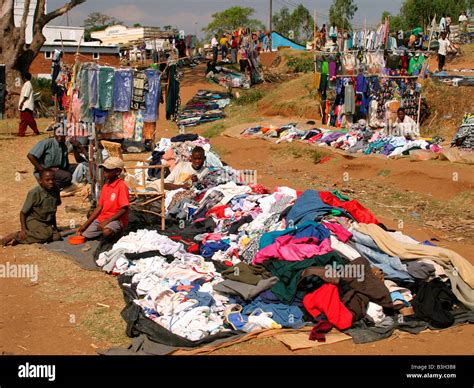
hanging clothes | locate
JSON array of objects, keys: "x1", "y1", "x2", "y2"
[
  {"x1": 166, "y1": 64, "x2": 180, "y2": 120},
  {"x1": 98, "y1": 67, "x2": 115, "y2": 111},
  {"x1": 143, "y1": 69, "x2": 161, "y2": 123},
  {"x1": 131, "y1": 70, "x2": 149, "y2": 110},
  {"x1": 134, "y1": 110, "x2": 144, "y2": 141},
  {"x1": 88, "y1": 64, "x2": 99, "y2": 110},
  {"x1": 344, "y1": 81, "x2": 355, "y2": 115},
  {"x1": 113, "y1": 69, "x2": 133, "y2": 112},
  {"x1": 122, "y1": 111, "x2": 136, "y2": 139}
]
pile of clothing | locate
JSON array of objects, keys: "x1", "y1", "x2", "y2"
[
  {"x1": 176, "y1": 90, "x2": 231, "y2": 128},
  {"x1": 241, "y1": 121, "x2": 443, "y2": 158},
  {"x1": 96, "y1": 148, "x2": 474, "y2": 349},
  {"x1": 206, "y1": 65, "x2": 250, "y2": 89},
  {"x1": 451, "y1": 113, "x2": 474, "y2": 149},
  {"x1": 147, "y1": 133, "x2": 223, "y2": 180}
]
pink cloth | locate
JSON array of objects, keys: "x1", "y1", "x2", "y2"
[
  {"x1": 252, "y1": 236, "x2": 332, "y2": 265},
  {"x1": 162, "y1": 148, "x2": 177, "y2": 170},
  {"x1": 322, "y1": 222, "x2": 352, "y2": 243},
  {"x1": 202, "y1": 233, "x2": 226, "y2": 244}
]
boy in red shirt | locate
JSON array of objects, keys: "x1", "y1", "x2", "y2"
[{"x1": 78, "y1": 157, "x2": 129, "y2": 239}]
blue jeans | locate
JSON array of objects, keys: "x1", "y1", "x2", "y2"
[{"x1": 351, "y1": 229, "x2": 413, "y2": 283}]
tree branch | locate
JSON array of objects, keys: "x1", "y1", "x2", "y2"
[
  {"x1": 0, "y1": 0, "x2": 15, "y2": 29},
  {"x1": 43, "y1": 0, "x2": 86, "y2": 25},
  {"x1": 18, "y1": 0, "x2": 32, "y2": 44}
]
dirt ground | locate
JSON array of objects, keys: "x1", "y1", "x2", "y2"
[{"x1": 0, "y1": 56, "x2": 473, "y2": 356}]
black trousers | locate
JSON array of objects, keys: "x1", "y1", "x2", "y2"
[
  {"x1": 438, "y1": 54, "x2": 446, "y2": 70},
  {"x1": 53, "y1": 164, "x2": 77, "y2": 190}
]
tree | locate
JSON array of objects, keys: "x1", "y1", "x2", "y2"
[
  {"x1": 328, "y1": 0, "x2": 358, "y2": 31},
  {"x1": 273, "y1": 4, "x2": 314, "y2": 44},
  {"x1": 82, "y1": 12, "x2": 120, "y2": 29},
  {"x1": 272, "y1": 6, "x2": 292, "y2": 37},
  {"x1": 203, "y1": 6, "x2": 264, "y2": 37},
  {"x1": 83, "y1": 12, "x2": 122, "y2": 41},
  {"x1": 381, "y1": 11, "x2": 391, "y2": 23},
  {"x1": 0, "y1": 0, "x2": 86, "y2": 116},
  {"x1": 382, "y1": 0, "x2": 473, "y2": 33}
]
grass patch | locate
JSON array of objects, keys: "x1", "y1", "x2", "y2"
[
  {"x1": 275, "y1": 145, "x2": 327, "y2": 164},
  {"x1": 377, "y1": 169, "x2": 391, "y2": 177},
  {"x1": 203, "y1": 123, "x2": 226, "y2": 138},
  {"x1": 307, "y1": 149, "x2": 324, "y2": 164},
  {"x1": 235, "y1": 89, "x2": 264, "y2": 105},
  {"x1": 80, "y1": 306, "x2": 129, "y2": 346},
  {"x1": 285, "y1": 55, "x2": 314, "y2": 73}
]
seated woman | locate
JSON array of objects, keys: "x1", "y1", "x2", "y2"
[{"x1": 1, "y1": 169, "x2": 62, "y2": 246}]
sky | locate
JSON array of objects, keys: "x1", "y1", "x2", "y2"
[{"x1": 48, "y1": 0, "x2": 404, "y2": 37}]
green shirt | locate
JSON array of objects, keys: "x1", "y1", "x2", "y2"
[
  {"x1": 21, "y1": 185, "x2": 61, "y2": 224},
  {"x1": 29, "y1": 138, "x2": 69, "y2": 174}
]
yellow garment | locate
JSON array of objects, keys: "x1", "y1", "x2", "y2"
[
  {"x1": 355, "y1": 223, "x2": 474, "y2": 288},
  {"x1": 240, "y1": 237, "x2": 250, "y2": 247},
  {"x1": 314, "y1": 72, "x2": 322, "y2": 89},
  {"x1": 219, "y1": 37, "x2": 228, "y2": 47}
]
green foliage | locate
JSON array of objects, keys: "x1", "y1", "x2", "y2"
[
  {"x1": 388, "y1": 0, "x2": 474, "y2": 31},
  {"x1": 203, "y1": 6, "x2": 265, "y2": 37},
  {"x1": 31, "y1": 77, "x2": 52, "y2": 107},
  {"x1": 286, "y1": 55, "x2": 314, "y2": 73},
  {"x1": 235, "y1": 90, "x2": 264, "y2": 105},
  {"x1": 308, "y1": 149, "x2": 324, "y2": 164},
  {"x1": 381, "y1": 11, "x2": 391, "y2": 23},
  {"x1": 203, "y1": 123, "x2": 226, "y2": 138},
  {"x1": 272, "y1": 4, "x2": 315, "y2": 44},
  {"x1": 82, "y1": 12, "x2": 122, "y2": 42},
  {"x1": 329, "y1": 0, "x2": 358, "y2": 31}
]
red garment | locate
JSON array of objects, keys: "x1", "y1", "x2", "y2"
[
  {"x1": 188, "y1": 243, "x2": 199, "y2": 253},
  {"x1": 309, "y1": 320, "x2": 333, "y2": 342},
  {"x1": 307, "y1": 133, "x2": 323, "y2": 143},
  {"x1": 249, "y1": 184, "x2": 271, "y2": 194},
  {"x1": 98, "y1": 178, "x2": 130, "y2": 226},
  {"x1": 319, "y1": 191, "x2": 379, "y2": 224},
  {"x1": 18, "y1": 110, "x2": 40, "y2": 136},
  {"x1": 206, "y1": 204, "x2": 231, "y2": 219},
  {"x1": 303, "y1": 284, "x2": 353, "y2": 330}
]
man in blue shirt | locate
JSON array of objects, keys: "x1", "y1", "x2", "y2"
[{"x1": 27, "y1": 132, "x2": 85, "y2": 190}]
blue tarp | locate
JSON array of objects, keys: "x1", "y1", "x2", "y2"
[{"x1": 271, "y1": 31, "x2": 306, "y2": 51}]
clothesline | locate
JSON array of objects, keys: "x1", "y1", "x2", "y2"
[
  {"x1": 335, "y1": 74, "x2": 420, "y2": 79},
  {"x1": 74, "y1": 52, "x2": 194, "y2": 70},
  {"x1": 310, "y1": 49, "x2": 434, "y2": 54}
]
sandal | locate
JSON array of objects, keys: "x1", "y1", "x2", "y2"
[{"x1": 224, "y1": 304, "x2": 247, "y2": 331}]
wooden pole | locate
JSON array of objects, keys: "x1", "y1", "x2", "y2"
[
  {"x1": 269, "y1": 0, "x2": 273, "y2": 35},
  {"x1": 417, "y1": 93, "x2": 422, "y2": 127}
]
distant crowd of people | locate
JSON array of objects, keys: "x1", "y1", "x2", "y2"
[{"x1": 210, "y1": 29, "x2": 272, "y2": 65}]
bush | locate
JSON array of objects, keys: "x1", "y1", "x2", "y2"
[
  {"x1": 203, "y1": 123, "x2": 226, "y2": 138},
  {"x1": 235, "y1": 89, "x2": 264, "y2": 105},
  {"x1": 31, "y1": 77, "x2": 53, "y2": 107},
  {"x1": 286, "y1": 56, "x2": 314, "y2": 73}
]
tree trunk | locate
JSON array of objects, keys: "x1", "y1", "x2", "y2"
[
  {"x1": 4, "y1": 67, "x2": 22, "y2": 119},
  {"x1": 0, "y1": 0, "x2": 85, "y2": 117}
]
